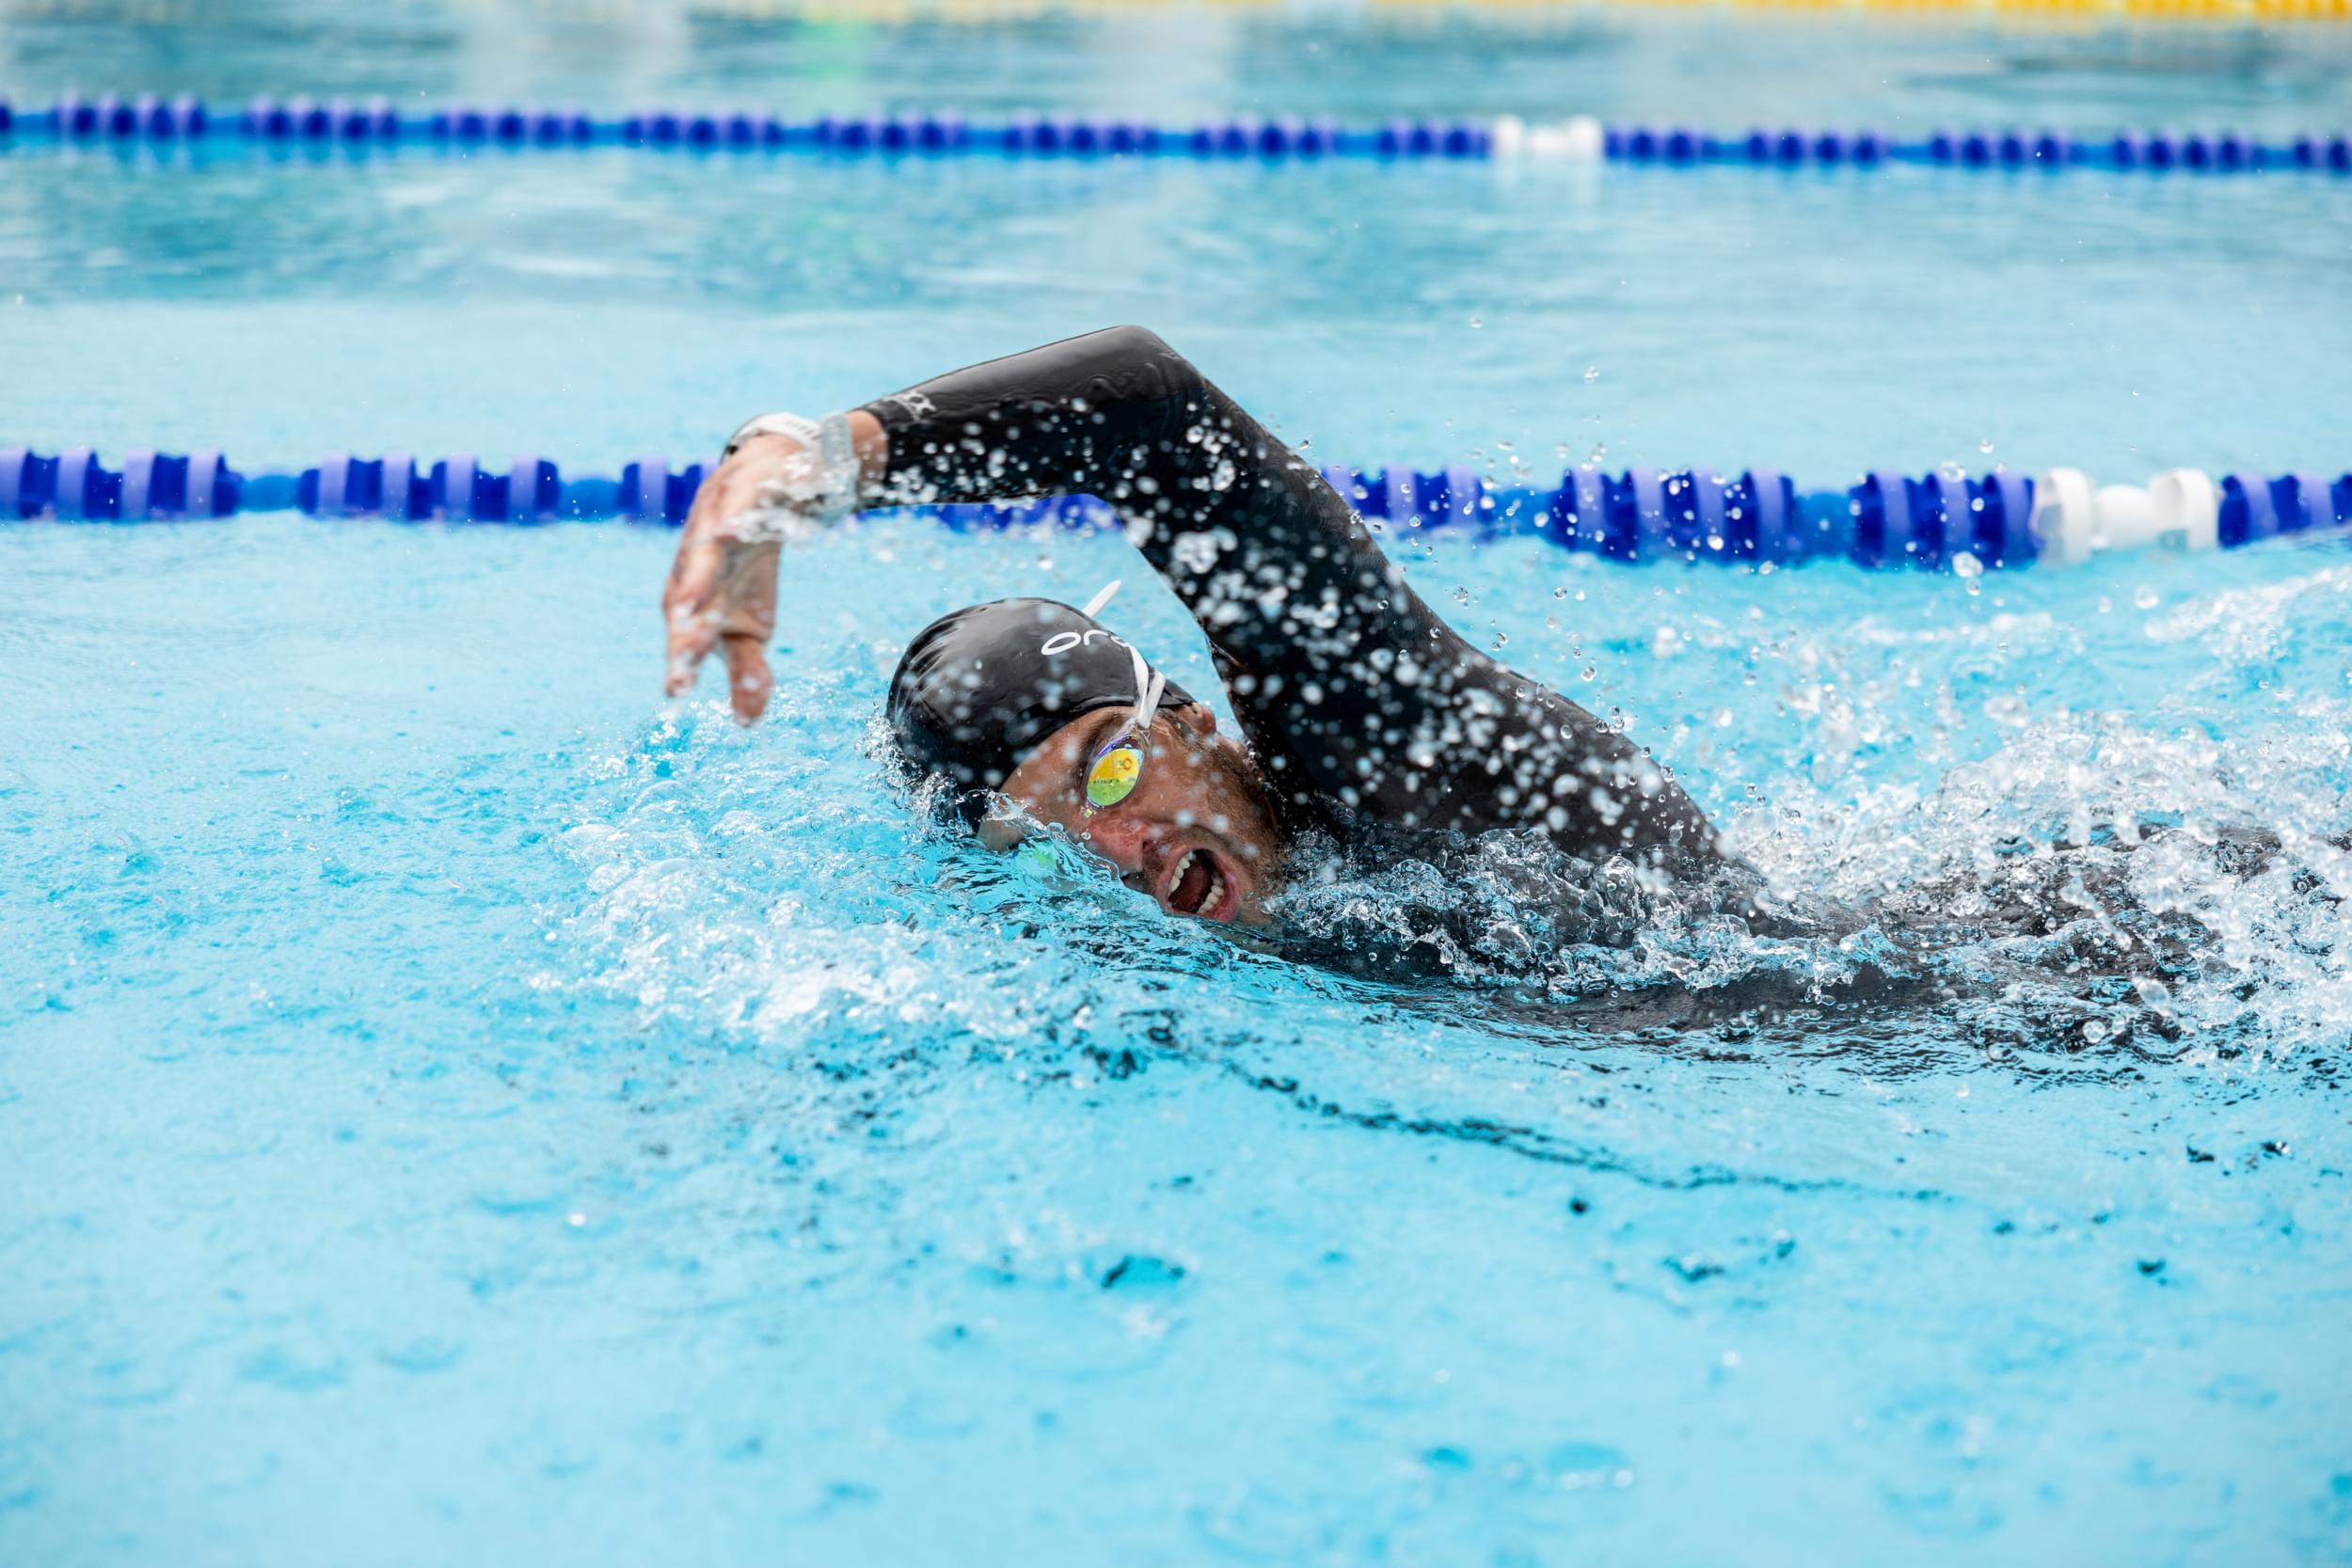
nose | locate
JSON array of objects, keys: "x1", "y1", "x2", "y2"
[{"x1": 1076, "y1": 811, "x2": 1159, "y2": 873}]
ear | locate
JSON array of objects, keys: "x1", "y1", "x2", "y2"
[{"x1": 1168, "y1": 701, "x2": 1217, "y2": 735}]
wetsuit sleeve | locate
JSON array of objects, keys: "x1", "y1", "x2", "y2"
[{"x1": 860, "y1": 325, "x2": 1717, "y2": 864}]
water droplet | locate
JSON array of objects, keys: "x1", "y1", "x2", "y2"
[
  {"x1": 1583, "y1": 366, "x2": 1600, "y2": 383},
  {"x1": 2082, "y1": 1019, "x2": 2110, "y2": 1044},
  {"x1": 1469, "y1": 315, "x2": 1483, "y2": 329},
  {"x1": 2134, "y1": 585, "x2": 2159, "y2": 610},
  {"x1": 1950, "y1": 551, "x2": 1983, "y2": 579},
  {"x1": 1581, "y1": 665, "x2": 1597, "y2": 682},
  {"x1": 1491, "y1": 631, "x2": 1509, "y2": 650},
  {"x1": 1552, "y1": 585, "x2": 1569, "y2": 599},
  {"x1": 1979, "y1": 437, "x2": 1995, "y2": 454}
]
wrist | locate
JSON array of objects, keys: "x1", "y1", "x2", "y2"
[{"x1": 718, "y1": 410, "x2": 864, "y2": 523}]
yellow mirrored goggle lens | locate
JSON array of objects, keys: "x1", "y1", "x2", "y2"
[{"x1": 1085, "y1": 740, "x2": 1143, "y2": 812}]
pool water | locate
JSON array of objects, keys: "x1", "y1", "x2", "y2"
[{"x1": 5, "y1": 5, "x2": 2352, "y2": 1565}]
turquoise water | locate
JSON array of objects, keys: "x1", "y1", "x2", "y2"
[{"x1": 6, "y1": 5, "x2": 2352, "y2": 1565}]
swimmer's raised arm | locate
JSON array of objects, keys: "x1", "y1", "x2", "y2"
[
  {"x1": 852, "y1": 327, "x2": 1717, "y2": 861},
  {"x1": 665, "y1": 327, "x2": 1715, "y2": 863},
  {"x1": 667, "y1": 327, "x2": 1373, "y2": 732}
]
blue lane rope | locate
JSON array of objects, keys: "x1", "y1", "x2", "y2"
[
  {"x1": 7, "y1": 445, "x2": 2349, "y2": 570},
  {"x1": 3, "y1": 94, "x2": 2349, "y2": 174}
]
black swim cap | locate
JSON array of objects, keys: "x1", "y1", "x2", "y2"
[{"x1": 887, "y1": 597, "x2": 1193, "y2": 823}]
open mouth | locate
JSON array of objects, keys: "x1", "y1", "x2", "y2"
[{"x1": 1161, "y1": 844, "x2": 1241, "y2": 921}]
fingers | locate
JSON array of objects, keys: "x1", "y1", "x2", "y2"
[
  {"x1": 663, "y1": 528, "x2": 727, "y2": 695},
  {"x1": 717, "y1": 538, "x2": 780, "y2": 725},
  {"x1": 664, "y1": 578, "x2": 720, "y2": 696},
  {"x1": 717, "y1": 537, "x2": 780, "y2": 636},
  {"x1": 662, "y1": 499, "x2": 759, "y2": 697},
  {"x1": 665, "y1": 533, "x2": 781, "y2": 713},
  {"x1": 721, "y1": 632, "x2": 773, "y2": 723},
  {"x1": 660, "y1": 434, "x2": 797, "y2": 708}
]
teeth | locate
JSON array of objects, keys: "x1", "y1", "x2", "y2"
[{"x1": 1159, "y1": 847, "x2": 1231, "y2": 916}]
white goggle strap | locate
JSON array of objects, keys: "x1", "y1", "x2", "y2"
[
  {"x1": 1128, "y1": 642, "x2": 1167, "y2": 736},
  {"x1": 1080, "y1": 578, "x2": 1122, "y2": 619},
  {"x1": 1079, "y1": 581, "x2": 1165, "y2": 739}
]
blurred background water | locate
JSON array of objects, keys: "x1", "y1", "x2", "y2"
[{"x1": 3, "y1": 3, "x2": 2350, "y2": 1564}]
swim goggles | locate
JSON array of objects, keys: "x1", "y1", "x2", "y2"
[{"x1": 1077, "y1": 580, "x2": 1165, "y2": 817}]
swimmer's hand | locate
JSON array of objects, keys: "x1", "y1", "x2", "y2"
[
  {"x1": 663, "y1": 410, "x2": 887, "y2": 723},
  {"x1": 663, "y1": 433, "x2": 801, "y2": 722}
]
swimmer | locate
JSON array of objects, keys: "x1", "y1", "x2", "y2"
[{"x1": 663, "y1": 326, "x2": 1724, "y2": 926}]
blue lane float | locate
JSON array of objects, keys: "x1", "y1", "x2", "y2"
[
  {"x1": 8, "y1": 445, "x2": 2350, "y2": 571},
  {"x1": 3, "y1": 94, "x2": 2349, "y2": 175}
]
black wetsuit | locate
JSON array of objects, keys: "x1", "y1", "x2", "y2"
[
  {"x1": 850, "y1": 328, "x2": 2346, "y2": 1020},
  {"x1": 861, "y1": 326, "x2": 1720, "y2": 872}
]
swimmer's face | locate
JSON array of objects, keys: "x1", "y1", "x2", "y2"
[{"x1": 981, "y1": 703, "x2": 1284, "y2": 925}]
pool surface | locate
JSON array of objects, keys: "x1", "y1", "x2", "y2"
[{"x1": 5, "y1": 4, "x2": 2351, "y2": 1564}]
